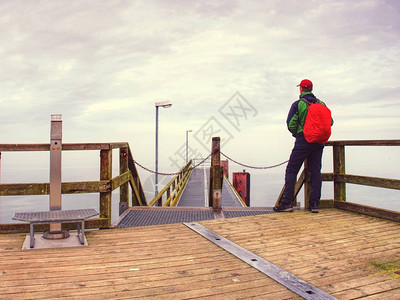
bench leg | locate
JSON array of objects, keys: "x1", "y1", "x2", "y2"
[
  {"x1": 30, "y1": 223, "x2": 35, "y2": 248},
  {"x1": 77, "y1": 221, "x2": 85, "y2": 245}
]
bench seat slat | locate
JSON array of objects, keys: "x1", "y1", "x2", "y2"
[{"x1": 13, "y1": 209, "x2": 98, "y2": 223}]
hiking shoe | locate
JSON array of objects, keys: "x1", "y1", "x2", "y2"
[
  {"x1": 309, "y1": 206, "x2": 319, "y2": 213},
  {"x1": 273, "y1": 203, "x2": 294, "y2": 213}
]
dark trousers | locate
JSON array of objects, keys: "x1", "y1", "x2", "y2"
[{"x1": 282, "y1": 132, "x2": 324, "y2": 207}]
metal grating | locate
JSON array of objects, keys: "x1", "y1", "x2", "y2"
[
  {"x1": 13, "y1": 209, "x2": 98, "y2": 222},
  {"x1": 223, "y1": 210, "x2": 275, "y2": 218},
  {"x1": 220, "y1": 177, "x2": 244, "y2": 207},
  {"x1": 117, "y1": 209, "x2": 215, "y2": 228},
  {"x1": 178, "y1": 168, "x2": 207, "y2": 207}
]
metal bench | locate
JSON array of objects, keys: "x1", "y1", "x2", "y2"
[{"x1": 13, "y1": 208, "x2": 99, "y2": 248}]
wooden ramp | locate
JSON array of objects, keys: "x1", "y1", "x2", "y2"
[{"x1": 1, "y1": 209, "x2": 400, "y2": 299}]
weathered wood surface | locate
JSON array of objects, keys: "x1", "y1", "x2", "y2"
[
  {"x1": 326, "y1": 140, "x2": 400, "y2": 146},
  {"x1": 333, "y1": 144, "x2": 346, "y2": 202},
  {"x1": 100, "y1": 149, "x2": 112, "y2": 228},
  {"x1": 336, "y1": 201, "x2": 400, "y2": 222},
  {"x1": 0, "y1": 143, "x2": 129, "y2": 152},
  {"x1": 335, "y1": 174, "x2": 400, "y2": 190},
  {"x1": 1, "y1": 209, "x2": 399, "y2": 299},
  {"x1": 0, "y1": 181, "x2": 111, "y2": 196}
]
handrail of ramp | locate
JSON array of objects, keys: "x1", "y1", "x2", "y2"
[{"x1": 148, "y1": 160, "x2": 193, "y2": 207}]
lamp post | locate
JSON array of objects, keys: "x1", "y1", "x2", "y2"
[
  {"x1": 186, "y1": 129, "x2": 192, "y2": 163},
  {"x1": 155, "y1": 101, "x2": 172, "y2": 201}
]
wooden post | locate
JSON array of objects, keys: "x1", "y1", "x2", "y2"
[
  {"x1": 333, "y1": 144, "x2": 346, "y2": 202},
  {"x1": 119, "y1": 147, "x2": 129, "y2": 215},
  {"x1": 303, "y1": 159, "x2": 311, "y2": 209},
  {"x1": 100, "y1": 149, "x2": 112, "y2": 228},
  {"x1": 210, "y1": 137, "x2": 222, "y2": 209},
  {"x1": 126, "y1": 146, "x2": 147, "y2": 206},
  {"x1": 167, "y1": 187, "x2": 171, "y2": 206}
]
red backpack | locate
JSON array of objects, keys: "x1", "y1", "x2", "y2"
[{"x1": 301, "y1": 98, "x2": 332, "y2": 144}]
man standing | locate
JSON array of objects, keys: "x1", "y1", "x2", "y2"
[{"x1": 273, "y1": 79, "x2": 333, "y2": 213}]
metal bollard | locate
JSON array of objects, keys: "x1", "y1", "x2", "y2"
[{"x1": 48, "y1": 114, "x2": 64, "y2": 235}]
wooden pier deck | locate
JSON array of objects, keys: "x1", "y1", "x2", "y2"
[{"x1": 1, "y1": 209, "x2": 400, "y2": 299}]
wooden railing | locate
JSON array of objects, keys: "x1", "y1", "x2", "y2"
[
  {"x1": 148, "y1": 160, "x2": 193, "y2": 207},
  {"x1": 277, "y1": 139, "x2": 400, "y2": 222},
  {"x1": 0, "y1": 143, "x2": 147, "y2": 233}
]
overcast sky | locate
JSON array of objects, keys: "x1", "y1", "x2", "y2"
[{"x1": 1, "y1": 0, "x2": 399, "y2": 183}]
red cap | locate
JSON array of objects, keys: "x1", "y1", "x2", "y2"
[{"x1": 297, "y1": 79, "x2": 313, "y2": 88}]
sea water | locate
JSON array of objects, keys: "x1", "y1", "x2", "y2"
[{"x1": 1, "y1": 148, "x2": 399, "y2": 224}]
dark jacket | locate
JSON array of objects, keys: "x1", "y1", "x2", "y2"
[{"x1": 286, "y1": 92, "x2": 332, "y2": 137}]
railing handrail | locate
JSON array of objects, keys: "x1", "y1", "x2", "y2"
[
  {"x1": 326, "y1": 139, "x2": 400, "y2": 146},
  {"x1": 0, "y1": 142, "x2": 130, "y2": 151},
  {"x1": 277, "y1": 139, "x2": 400, "y2": 222},
  {"x1": 148, "y1": 160, "x2": 193, "y2": 207},
  {"x1": 0, "y1": 142, "x2": 147, "y2": 233}
]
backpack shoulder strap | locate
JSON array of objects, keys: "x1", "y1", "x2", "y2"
[
  {"x1": 301, "y1": 98, "x2": 323, "y2": 105},
  {"x1": 300, "y1": 98, "x2": 310, "y2": 106}
]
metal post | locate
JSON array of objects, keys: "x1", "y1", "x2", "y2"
[
  {"x1": 155, "y1": 106, "x2": 159, "y2": 198},
  {"x1": 49, "y1": 114, "x2": 62, "y2": 233},
  {"x1": 186, "y1": 130, "x2": 192, "y2": 163},
  {"x1": 154, "y1": 101, "x2": 172, "y2": 204}
]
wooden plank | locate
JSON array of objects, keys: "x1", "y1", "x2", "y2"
[
  {"x1": 100, "y1": 149, "x2": 112, "y2": 228},
  {"x1": 319, "y1": 199, "x2": 334, "y2": 208},
  {"x1": 1, "y1": 209, "x2": 400, "y2": 299},
  {"x1": 0, "y1": 144, "x2": 50, "y2": 151},
  {"x1": 335, "y1": 174, "x2": 400, "y2": 190},
  {"x1": 335, "y1": 201, "x2": 400, "y2": 222},
  {"x1": 119, "y1": 148, "x2": 129, "y2": 214},
  {"x1": 275, "y1": 169, "x2": 305, "y2": 206},
  {"x1": 0, "y1": 143, "x2": 114, "y2": 151},
  {"x1": 0, "y1": 183, "x2": 49, "y2": 195},
  {"x1": 111, "y1": 171, "x2": 130, "y2": 191},
  {"x1": 0, "y1": 181, "x2": 111, "y2": 196},
  {"x1": 126, "y1": 146, "x2": 147, "y2": 205},
  {"x1": 62, "y1": 143, "x2": 112, "y2": 151},
  {"x1": 326, "y1": 140, "x2": 400, "y2": 146},
  {"x1": 322, "y1": 172, "x2": 333, "y2": 181},
  {"x1": 184, "y1": 222, "x2": 336, "y2": 300},
  {"x1": 109, "y1": 142, "x2": 129, "y2": 149},
  {"x1": 202, "y1": 210, "x2": 400, "y2": 296},
  {"x1": 63, "y1": 180, "x2": 111, "y2": 193},
  {"x1": 128, "y1": 176, "x2": 144, "y2": 206},
  {"x1": 333, "y1": 144, "x2": 346, "y2": 202}
]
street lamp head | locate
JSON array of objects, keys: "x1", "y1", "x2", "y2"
[
  {"x1": 155, "y1": 101, "x2": 172, "y2": 108},
  {"x1": 186, "y1": 129, "x2": 192, "y2": 133}
]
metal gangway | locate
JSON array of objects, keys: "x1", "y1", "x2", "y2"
[{"x1": 177, "y1": 167, "x2": 245, "y2": 207}]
